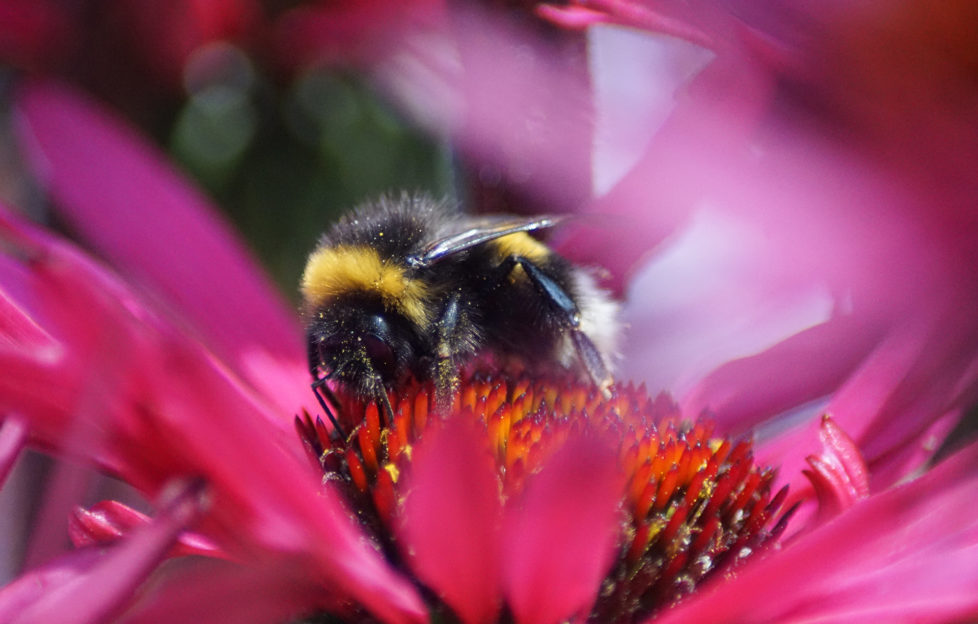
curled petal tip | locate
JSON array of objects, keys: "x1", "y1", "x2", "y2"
[{"x1": 804, "y1": 415, "x2": 869, "y2": 520}]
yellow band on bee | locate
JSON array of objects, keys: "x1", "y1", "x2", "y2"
[
  {"x1": 490, "y1": 232, "x2": 551, "y2": 263},
  {"x1": 302, "y1": 245, "x2": 429, "y2": 326}
]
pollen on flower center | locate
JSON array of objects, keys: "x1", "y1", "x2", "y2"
[{"x1": 295, "y1": 373, "x2": 792, "y2": 623}]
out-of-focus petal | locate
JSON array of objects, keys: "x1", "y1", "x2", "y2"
[
  {"x1": 653, "y1": 441, "x2": 978, "y2": 624},
  {"x1": 379, "y1": 6, "x2": 595, "y2": 217},
  {"x1": 501, "y1": 435, "x2": 622, "y2": 624},
  {"x1": 118, "y1": 559, "x2": 331, "y2": 624},
  {"x1": 0, "y1": 256, "x2": 63, "y2": 366},
  {"x1": 106, "y1": 0, "x2": 261, "y2": 88},
  {"x1": 680, "y1": 316, "x2": 880, "y2": 434},
  {"x1": 69, "y1": 500, "x2": 228, "y2": 560},
  {"x1": 0, "y1": 417, "x2": 27, "y2": 486},
  {"x1": 113, "y1": 338, "x2": 427, "y2": 624},
  {"x1": 538, "y1": 1, "x2": 714, "y2": 48},
  {"x1": 12, "y1": 80, "x2": 308, "y2": 416},
  {"x1": 0, "y1": 204, "x2": 427, "y2": 624},
  {"x1": 273, "y1": 0, "x2": 440, "y2": 71},
  {"x1": 0, "y1": 479, "x2": 205, "y2": 624},
  {"x1": 399, "y1": 419, "x2": 502, "y2": 624},
  {"x1": 0, "y1": 0, "x2": 75, "y2": 71},
  {"x1": 556, "y1": 47, "x2": 774, "y2": 293},
  {"x1": 828, "y1": 308, "x2": 978, "y2": 489}
]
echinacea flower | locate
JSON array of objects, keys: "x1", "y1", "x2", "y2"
[
  {"x1": 356, "y1": 0, "x2": 978, "y2": 504},
  {"x1": 0, "y1": 75, "x2": 977, "y2": 624},
  {"x1": 3, "y1": 0, "x2": 978, "y2": 621},
  {"x1": 294, "y1": 373, "x2": 792, "y2": 623}
]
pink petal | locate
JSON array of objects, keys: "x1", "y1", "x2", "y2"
[
  {"x1": 118, "y1": 559, "x2": 330, "y2": 624},
  {"x1": 538, "y1": 0, "x2": 714, "y2": 48},
  {"x1": 399, "y1": 419, "x2": 502, "y2": 624},
  {"x1": 828, "y1": 311, "x2": 978, "y2": 488},
  {"x1": 0, "y1": 0, "x2": 75, "y2": 71},
  {"x1": 653, "y1": 441, "x2": 978, "y2": 624},
  {"x1": 802, "y1": 416, "x2": 870, "y2": 523},
  {"x1": 555, "y1": 48, "x2": 775, "y2": 294},
  {"x1": 502, "y1": 435, "x2": 622, "y2": 624},
  {"x1": 0, "y1": 417, "x2": 27, "y2": 486},
  {"x1": 132, "y1": 342, "x2": 427, "y2": 624},
  {"x1": 378, "y1": 6, "x2": 594, "y2": 217},
  {"x1": 680, "y1": 315, "x2": 881, "y2": 433},
  {"x1": 534, "y1": 5, "x2": 610, "y2": 30},
  {"x1": 0, "y1": 479, "x2": 206, "y2": 623},
  {"x1": 0, "y1": 205, "x2": 427, "y2": 624},
  {"x1": 273, "y1": 0, "x2": 440, "y2": 69},
  {"x1": 12, "y1": 80, "x2": 309, "y2": 415},
  {"x1": 69, "y1": 500, "x2": 228, "y2": 560}
]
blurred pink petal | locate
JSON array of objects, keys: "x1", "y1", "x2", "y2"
[
  {"x1": 118, "y1": 560, "x2": 330, "y2": 624},
  {"x1": 502, "y1": 435, "x2": 622, "y2": 624},
  {"x1": 274, "y1": 0, "x2": 441, "y2": 70},
  {"x1": 0, "y1": 203, "x2": 427, "y2": 624},
  {"x1": 399, "y1": 419, "x2": 502, "y2": 624},
  {"x1": 13, "y1": 80, "x2": 308, "y2": 417},
  {"x1": 655, "y1": 441, "x2": 978, "y2": 624},
  {"x1": 69, "y1": 500, "x2": 228, "y2": 560},
  {"x1": 0, "y1": 479, "x2": 205, "y2": 624},
  {"x1": 538, "y1": 1, "x2": 715, "y2": 50},
  {"x1": 0, "y1": 417, "x2": 27, "y2": 486},
  {"x1": 680, "y1": 316, "x2": 882, "y2": 433},
  {"x1": 0, "y1": 0, "x2": 75, "y2": 71},
  {"x1": 106, "y1": 0, "x2": 261, "y2": 88},
  {"x1": 379, "y1": 6, "x2": 594, "y2": 216},
  {"x1": 3, "y1": 1, "x2": 978, "y2": 621},
  {"x1": 374, "y1": 2, "x2": 978, "y2": 504}
]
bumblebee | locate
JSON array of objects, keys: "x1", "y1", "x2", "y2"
[{"x1": 301, "y1": 194, "x2": 620, "y2": 433}]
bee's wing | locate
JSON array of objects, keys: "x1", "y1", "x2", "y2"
[{"x1": 408, "y1": 214, "x2": 566, "y2": 268}]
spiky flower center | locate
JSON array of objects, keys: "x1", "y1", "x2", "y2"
[{"x1": 296, "y1": 373, "x2": 790, "y2": 622}]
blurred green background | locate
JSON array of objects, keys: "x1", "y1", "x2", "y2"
[
  {"x1": 168, "y1": 56, "x2": 453, "y2": 303},
  {"x1": 0, "y1": 51, "x2": 452, "y2": 306}
]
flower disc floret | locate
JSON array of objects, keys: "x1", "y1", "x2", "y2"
[{"x1": 295, "y1": 373, "x2": 790, "y2": 622}]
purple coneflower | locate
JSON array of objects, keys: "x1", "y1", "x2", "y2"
[{"x1": 3, "y1": 0, "x2": 978, "y2": 620}]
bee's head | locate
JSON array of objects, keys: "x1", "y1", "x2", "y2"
[{"x1": 306, "y1": 296, "x2": 419, "y2": 397}]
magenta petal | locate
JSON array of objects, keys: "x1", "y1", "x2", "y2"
[
  {"x1": 69, "y1": 500, "x2": 229, "y2": 560},
  {"x1": 150, "y1": 356, "x2": 427, "y2": 624},
  {"x1": 0, "y1": 204, "x2": 427, "y2": 624},
  {"x1": 681, "y1": 315, "x2": 881, "y2": 434},
  {"x1": 653, "y1": 441, "x2": 978, "y2": 624},
  {"x1": 12, "y1": 80, "x2": 308, "y2": 412},
  {"x1": 815, "y1": 415, "x2": 870, "y2": 500},
  {"x1": 535, "y1": 5, "x2": 610, "y2": 30},
  {"x1": 501, "y1": 436, "x2": 622, "y2": 624},
  {"x1": 399, "y1": 419, "x2": 502, "y2": 624},
  {"x1": 0, "y1": 479, "x2": 205, "y2": 623},
  {"x1": 0, "y1": 417, "x2": 27, "y2": 486},
  {"x1": 118, "y1": 560, "x2": 328, "y2": 624},
  {"x1": 69, "y1": 500, "x2": 149, "y2": 547}
]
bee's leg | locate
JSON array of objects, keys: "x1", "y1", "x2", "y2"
[
  {"x1": 311, "y1": 376, "x2": 346, "y2": 440},
  {"x1": 308, "y1": 339, "x2": 346, "y2": 440},
  {"x1": 432, "y1": 292, "x2": 463, "y2": 414},
  {"x1": 373, "y1": 384, "x2": 396, "y2": 428},
  {"x1": 498, "y1": 256, "x2": 614, "y2": 397}
]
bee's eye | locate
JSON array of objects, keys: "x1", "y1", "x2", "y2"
[{"x1": 364, "y1": 334, "x2": 396, "y2": 378}]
